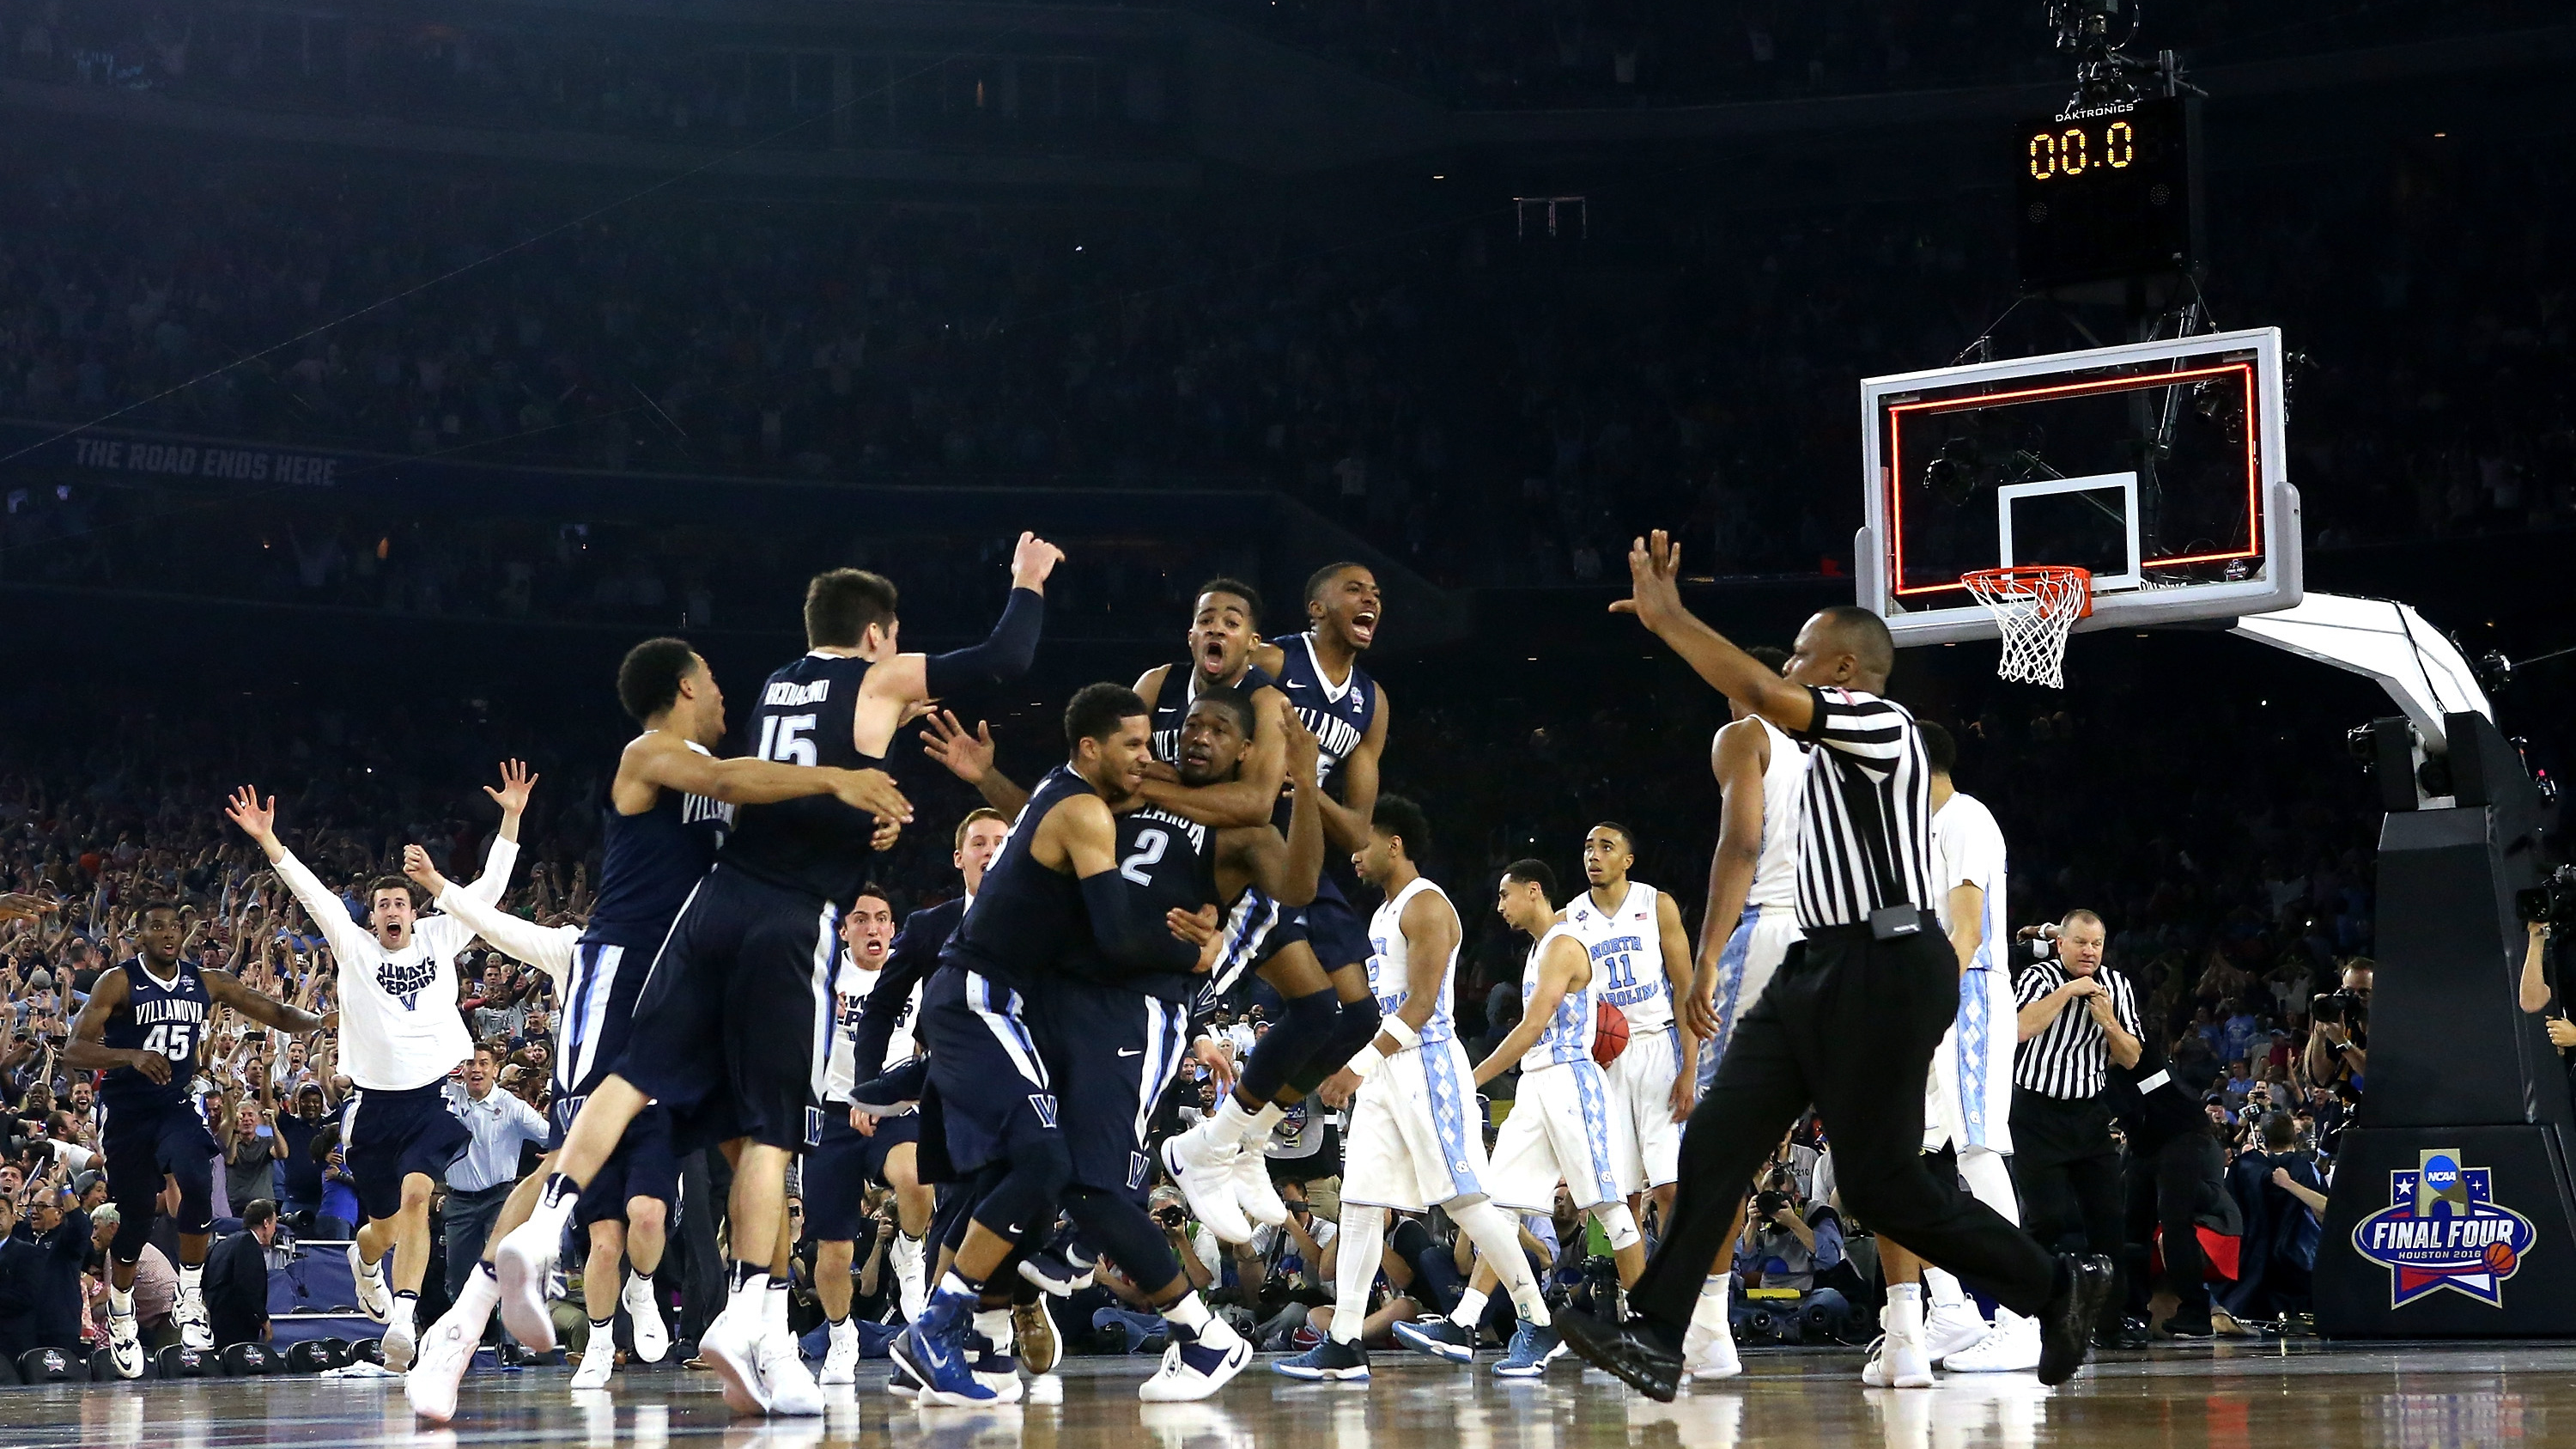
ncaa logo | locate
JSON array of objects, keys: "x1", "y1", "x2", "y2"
[{"x1": 2354, "y1": 1148, "x2": 2537, "y2": 1308}]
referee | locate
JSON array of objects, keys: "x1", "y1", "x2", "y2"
[
  {"x1": 1559, "y1": 532, "x2": 2111, "y2": 1399},
  {"x1": 2009, "y1": 909, "x2": 2142, "y2": 1343}
]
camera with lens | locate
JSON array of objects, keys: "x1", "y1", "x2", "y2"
[
  {"x1": 1753, "y1": 1189, "x2": 1790, "y2": 1222},
  {"x1": 2311, "y1": 989, "x2": 2366, "y2": 1027},
  {"x1": 2517, "y1": 865, "x2": 2576, "y2": 929}
]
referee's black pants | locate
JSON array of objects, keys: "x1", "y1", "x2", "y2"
[
  {"x1": 1633, "y1": 918, "x2": 2059, "y2": 1330},
  {"x1": 2009, "y1": 1087, "x2": 2128, "y2": 1333}
]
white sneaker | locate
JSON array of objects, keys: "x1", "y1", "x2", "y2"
[
  {"x1": 1230, "y1": 1135, "x2": 1291, "y2": 1230},
  {"x1": 698, "y1": 1309, "x2": 773, "y2": 1417},
  {"x1": 174, "y1": 1289, "x2": 213, "y2": 1351},
  {"x1": 569, "y1": 1342, "x2": 615, "y2": 1391},
  {"x1": 404, "y1": 1303, "x2": 483, "y2": 1424},
  {"x1": 1160, "y1": 1129, "x2": 1254, "y2": 1245},
  {"x1": 1138, "y1": 1315, "x2": 1251, "y2": 1402},
  {"x1": 104, "y1": 1306, "x2": 145, "y2": 1379},
  {"x1": 1923, "y1": 1304, "x2": 1991, "y2": 1364},
  {"x1": 761, "y1": 1327, "x2": 826, "y2": 1416},
  {"x1": 623, "y1": 1274, "x2": 670, "y2": 1364},
  {"x1": 1941, "y1": 1311, "x2": 2043, "y2": 1373},
  {"x1": 491, "y1": 1214, "x2": 565, "y2": 1353},
  {"x1": 1860, "y1": 1333, "x2": 1934, "y2": 1389},
  {"x1": 891, "y1": 1233, "x2": 928, "y2": 1323},
  {"x1": 348, "y1": 1245, "x2": 392, "y2": 1323},
  {"x1": 820, "y1": 1320, "x2": 861, "y2": 1386},
  {"x1": 1680, "y1": 1312, "x2": 1742, "y2": 1383},
  {"x1": 383, "y1": 1313, "x2": 419, "y2": 1373}
]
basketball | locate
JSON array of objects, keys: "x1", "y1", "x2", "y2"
[
  {"x1": 2486, "y1": 1239, "x2": 2518, "y2": 1275},
  {"x1": 1594, "y1": 1000, "x2": 1630, "y2": 1065}
]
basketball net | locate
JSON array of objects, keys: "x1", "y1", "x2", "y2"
[{"x1": 1961, "y1": 566, "x2": 2092, "y2": 689}]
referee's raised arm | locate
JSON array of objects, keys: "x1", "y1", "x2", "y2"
[{"x1": 1611, "y1": 532, "x2": 1817, "y2": 730}]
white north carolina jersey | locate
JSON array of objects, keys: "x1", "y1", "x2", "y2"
[
  {"x1": 1519, "y1": 924, "x2": 1598, "y2": 1074},
  {"x1": 1930, "y1": 790, "x2": 2009, "y2": 972},
  {"x1": 1366, "y1": 875, "x2": 1458, "y2": 1047},
  {"x1": 272, "y1": 835, "x2": 519, "y2": 1092},
  {"x1": 1564, "y1": 881, "x2": 1669, "y2": 1034},
  {"x1": 1747, "y1": 717, "x2": 1806, "y2": 909}
]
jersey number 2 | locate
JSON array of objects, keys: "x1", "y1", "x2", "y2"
[
  {"x1": 1120, "y1": 830, "x2": 1169, "y2": 885},
  {"x1": 756, "y1": 713, "x2": 818, "y2": 766}
]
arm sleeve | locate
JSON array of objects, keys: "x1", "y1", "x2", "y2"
[
  {"x1": 1077, "y1": 870, "x2": 1202, "y2": 977},
  {"x1": 427, "y1": 886, "x2": 577, "y2": 989},
  {"x1": 457, "y1": 835, "x2": 521, "y2": 911},
  {"x1": 266, "y1": 847, "x2": 377, "y2": 976},
  {"x1": 923, "y1": 588, "x2": 1044, "y2": 697},
  {"x1": 1793, "y1": 687, "x2": 1913, "y2": 777},
  {"x1": 849, "y1": 909, "x2": 942, "y2": 1081}
]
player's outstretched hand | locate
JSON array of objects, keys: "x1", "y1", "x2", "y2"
[
  {"x1": 1009, "y1": 531, "x2": 1066, "y2": 590},
  {"x1": 919, "y1": 711, "x2": 994, "y2": 785},
  {"x1": 486, "y1": 759, "x2": 538, "y2": 817},
  {"x1": 1607, "y1": 530, "x2": 1687, "y2": 634},
  {"x1": 0, "y1": 894, "x2": 58, "y2": 923},
  {"x1": 1167, "y1": 904, "x2": 1224, "y2": 972},
  {"x1": 402, "y1": 844, "x2": 451, "y2": 897},
  {"x1": 834, "y1": 767, "x2": 914, "y2": 823},
  {"x1": 223, "y1": 787, "x2": 277, "y2": 843},
  {"x1": 1667, "y1": 1065, "x2": 1696, "y2": 1125}
]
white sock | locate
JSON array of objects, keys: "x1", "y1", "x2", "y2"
[
  {"x1": 765, "y1": 1278, "x2": 790, "y2": 1339},
  {"x1": 110, "y1": 1282, "x2": 136, "y2": 1315},
  {"x1": 1243, "y1": 1101, "x2": 1288, "y2": 1144},
  {"x1": 1161, "y1": 1293, "x2": 1212, "y2": 1336},
  {"x1": 1885, "y1": 1282, "x2": 1923, "y2": 1340},
  {"x1": 726, "y1": 1269, "x2": 769, "y2": 1322},
  {"x1": 936, "y1": 1269, "x2": 980, "y2": 1302},
  {"x1": 1449, "y1": 1288, "x2": 1489, "y2": 1330},
  {"x1": 973, "y1": 1308, "x2": 1013, "y2": 1352},
  {"x1": 1923, "y1": 1265, "x2": 1966, "y2": 1312},
  {"x1": 1200, "y1": 1095, "x2": 1260, "y2": 1143},
  {"x1": 448, "y1": 1261, "x2": 501, "y2": 1332},
  {"x1": 1329, "y1": 1206, "x2": 1385, "y2": 1343},
  {"x1": 177, "y1": 1262, "x2": 204, "y2": 1300},
  {"x1": 1449, "y1": 1199, "x2": 1548, "y2": 1327},
  {"x1": 1690, "y1": 1273, "x2": 1735, "y2": 1335},
  {"x1": 392, "y1": 1290, "x2": 419, "y2": 1335}
]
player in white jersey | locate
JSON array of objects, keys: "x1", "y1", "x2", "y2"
[
  {"x1": 1870, "y1": 721, "x2": 2037, "y2": 1382},
  {"x1": 1565, "y1": 824, "x2": 1695, "y2": 1227},
  {"x1": 1273, "y1": 796, "x2": 1555, "y2": 1383},
  {"x1": 1679, "y1": 643, "x2": 1800, "y2": 1383},
  {"x1": 225, "y1": 763, "x2": 532, "y2": 1371},
  {"x1": 1389, "y1": 858, "x2": 1649, "y2": 1377}
]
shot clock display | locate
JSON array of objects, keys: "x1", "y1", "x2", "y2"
[{"x1": 2014, "y1": 94, "x2": 2200, "y2": 295}]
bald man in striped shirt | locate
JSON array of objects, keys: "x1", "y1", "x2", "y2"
[{"x1": 1557, "y1": 532, "x2": 2112, "y2": 1400}]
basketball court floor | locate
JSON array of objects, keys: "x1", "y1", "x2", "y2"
[{"x1": 10, "y1": 1342, "x2": 2552, "y2": 1449}]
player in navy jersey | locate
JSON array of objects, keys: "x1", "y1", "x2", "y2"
[
  {"x1": 403, "y1": 637, "x2": 909, "y2": 1422},
  {"x1": 65, "y1": 898, "x2": 334, "y2": 1379},
  {"x1": 500, "y1": 536, "x2": 1055, "y2": 1420}
]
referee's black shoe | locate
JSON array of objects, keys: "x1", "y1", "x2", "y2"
[
  {"x1": 2037, "y1": 1253, "x2": 2117, "y2": 1386},
  {"x1": 1553, "y1": 1307, "x2": 1686, "y2": 1402}
]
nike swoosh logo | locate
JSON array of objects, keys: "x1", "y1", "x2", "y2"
[
  {"x1": 1285, "y1": 680, "x2": 1306, "y2": 688},
  {"x1": 1118, "y1": 1048, "x2": 1142, "y2": 1057}
]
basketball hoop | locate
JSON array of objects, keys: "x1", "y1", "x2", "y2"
[{"x1": 1962, "y1": 566, "x2": 2093, "y2": 688}]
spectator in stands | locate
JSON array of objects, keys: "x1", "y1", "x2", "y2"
[
  {"x1": 204, "y1": 1200, "x2": 278, "y2": 1349},
  {"x1": 274, "y1": 1083, "x2": 338, "y2": 1233},
  {"x1": 0, "y1": 1178, "x2": 92, "y2": 1360},
  {"x1": 220, "y1": 1087, "x2": 286, "y2": 1216},
  {"x1": 313, "y1": 1126, "x2": 361, "y2": 1240}
]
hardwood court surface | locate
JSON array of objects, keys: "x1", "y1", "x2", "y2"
[{"x1": 6, "y1": 1342, "x2": 2552, "y2": 1448}]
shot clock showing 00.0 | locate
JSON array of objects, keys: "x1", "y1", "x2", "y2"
[{"x1": 2029, "y1": 119, "x2": 2137, "y2": 180}]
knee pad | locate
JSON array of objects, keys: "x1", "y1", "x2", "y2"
[
  {"x1": 1593, "y1": 1202, "x2": 1643, "y2": 1253},
  {"x1": 1957, "y1": 1146, "x2": 2021, "y2": 1227},
  {"x1": 1285, "y1": 995, "x2": 1386, "y2": 1097},
  {"x1": 1240, "y1": 988, "x2": 1340, "y2": 1100}
]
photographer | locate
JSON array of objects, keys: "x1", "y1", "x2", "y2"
[
  {"x1": 2300, "y1": 960, "x2": 2372, "y2": 1096},
  {"x1": 1730, "y1": 1166, "x2": 1852, "y2": 1341}
]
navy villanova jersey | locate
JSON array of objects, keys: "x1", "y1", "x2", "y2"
[
  {"x1": 583, "y1": 752, "x2": 733, "y2": 950},
  {"x1": 1078, "y1": 805, "x2": 1218, "y2": 1005},
  {"x1": 100, "y1": 959, "x2": 211, "y2": 1113},
  {"x1": 1270, "y1": 631, "x2": 1379, "y2": 897},
  {"x1": 1150, "y1": 661, "x2": 1277, "y2": 766},
  {"x1": 723, "y1": 653, "x2": 880, "y2": 905},
  {"x1": 944, "y1": 765, "x2": 1102, "y2": 993}
]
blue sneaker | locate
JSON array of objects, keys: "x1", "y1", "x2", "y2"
[
  {"x1": 966, "y1": 1332, "x2": 1024, "y2": 1403},
  {"x1": 1389, "y1": 1313, "x2": 1477, "y2": 1364},
  {"x1": 1494, "y1": 1320, "x2": 1561, "y2": 1378},
  {"x1": 1273, "y1": 1336, "x2": 1369, "y2": 1381},
  {"x1": 1018, "y1": 1233, "x2": 1097, "y2": 1297},
  {"x1": 892, "y1": 1291, "x2": 997, "y2": 1407}
]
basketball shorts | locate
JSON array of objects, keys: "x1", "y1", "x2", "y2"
[
  {"x1": 1606, "y1": 1020, "x2": 1686, "y2": 1191},
  {"x1": 804, "y1": 1109, "x2": 921, "y2": 1240},
  {"x1": 343, "y1": 1081, "x2": 472, "y2": 1223},
  {"x1": 617, "y1": 864, "x2": 839, "y2": 1154},
  {"x1": 1340, "y1": 1036, "x2": 1491, "y2": 1214},
  {"x1": 1195, "y1": 889, "x2": 1286, "y2": 1010},
  {"x1": 918, "y1": 965, "x2": 1058, "y2": 1178},
  {"x1": 1028, "y1": 975, "x2": 1194, "y2": 1203},
  {"x1": 574, "y1": 1104, "x2": 681, "y2": 1230},
  {"x1": 103, "y1": 1101, "x2": 221, "y2": 1237},
  {"x1": 1701, "y1": 904, "x2": 1804, "y2": 1095},
  {"x1": 1923, "y1": 965, "x2": 2017, "y2": 1156},
  {"x1": 1257, "y1": 877, "x2": 1371, "y2": 978},
  {"x1": 1488, "y1": 1060, "x2": 1624, "y2": 1212}
]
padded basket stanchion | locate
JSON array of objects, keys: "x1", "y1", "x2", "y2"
[{"x1": 1961, "y1": 565, "x2": 2092, "y2": 688}]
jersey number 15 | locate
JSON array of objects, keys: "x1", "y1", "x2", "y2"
[{"x1": 756, "y1": 713, "x2": 818, "y2": 766}]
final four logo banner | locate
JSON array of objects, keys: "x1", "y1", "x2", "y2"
[{"x1": 2350, "y1": 1148, "x2": 2537, "y2": 1308}]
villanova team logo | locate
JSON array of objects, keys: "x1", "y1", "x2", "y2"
[{"x1": 2351, "y1": 1149, "x2": 2536, "y2": 1307}]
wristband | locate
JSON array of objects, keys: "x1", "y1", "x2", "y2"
[
  {"x1": 1347, "y1": 1042, "x2": 1391, "y2": 1083},
  {"x1": 1379, "y1": 1016, "x2": 1421, "y2": 1051}
]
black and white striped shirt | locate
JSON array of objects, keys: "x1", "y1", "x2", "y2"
[
  {"x1": 1789, "y1": 686, "x2": 1935, "y2": 931},
  {"x1": 2013, "y1": 961, "x2": 2142, "y2": 1099}
]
